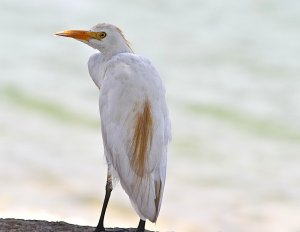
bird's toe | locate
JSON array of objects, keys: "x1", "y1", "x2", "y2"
[{"x1": 94, "y1": 226, "x2": 105, "y2": 232}]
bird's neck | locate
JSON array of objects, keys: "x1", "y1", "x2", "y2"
[{"x1": 100, "y1": 40, "x2": 133, "y2": 60}]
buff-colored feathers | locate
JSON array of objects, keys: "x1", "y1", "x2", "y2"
[
  {"x1": 131, "y1": 99, "x2": 153, "y2": 177},
  {"x1": 116, "y1": 27, "x2": 134, "y2": 53},
  {"x1": 154, "y1": 179, "x2": 162, "y2": 217}
]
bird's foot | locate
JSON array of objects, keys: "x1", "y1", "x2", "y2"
[
  {"x1": 94, "y1": 226, "x2": 105, "y2": 232},
  {"x1": 94, "y1": 228, "x2": 130, "y2": 232}
]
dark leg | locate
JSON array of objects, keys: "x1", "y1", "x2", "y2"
[
  {"x1": 137, "y1": 219, "x2": 146, "y2": 232},
  {"x1": 94, "y1": 173, "x2": 113, "y2": 232}
]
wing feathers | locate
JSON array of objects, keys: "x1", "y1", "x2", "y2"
[
  {"x1": 154, "y1": 178, "x2": 162, "y2": 220},
  {"x1": 131, "y1": 99, "x2": 153, "y2": 177}
]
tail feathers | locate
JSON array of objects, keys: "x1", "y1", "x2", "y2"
[
  {"x1": 122, "y1": 176, "x2": 163, "y2": 223},
  {"x1": 154, "y1": 179, "x2": 162, "y2": 221}
]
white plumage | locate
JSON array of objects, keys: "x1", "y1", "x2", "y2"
[
  {"x1": 90, "y1": 52, "x2": 170, "y2": 221},
  {"x1": 56, "y1": 23, "x2": 171, "y2": 231}
]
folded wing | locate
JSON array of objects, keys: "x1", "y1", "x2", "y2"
[{"x1": 98, "y1": 53, "x2": 171, "y2": 222}]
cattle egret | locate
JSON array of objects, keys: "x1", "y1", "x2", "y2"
[{"x1": 55, "y1": 23, "x2": 171, "y2": 232}]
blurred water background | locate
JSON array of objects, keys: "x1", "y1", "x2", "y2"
[{"x1": 1, "y1": 0, "x2": 300, "y2": 231}]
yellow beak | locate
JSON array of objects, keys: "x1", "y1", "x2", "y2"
[{"x1": 55, "y1": 30, "x2": 98, "y2": 41}]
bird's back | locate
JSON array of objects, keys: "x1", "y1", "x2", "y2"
[{"x1": 92, "y1": 53, "x2": 171, "y2": 222}]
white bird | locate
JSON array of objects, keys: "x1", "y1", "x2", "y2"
[{"x1": 55, "y1": 23, "x2": 171, "y2": 232}]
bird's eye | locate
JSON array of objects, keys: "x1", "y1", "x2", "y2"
[
  {"x1": 99, "y1": 32, "x2": 107, "y2": 39},
  {"x1": 94, "y1": 32, "x2": 107, "y2": 40}
]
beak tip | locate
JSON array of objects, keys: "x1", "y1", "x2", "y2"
[
  {"x1": 54, "y1": 31, "x2": 63, "y2": 36},
  {"x1": 53, "y1": 30, "x2": 91, "y2": 41}
]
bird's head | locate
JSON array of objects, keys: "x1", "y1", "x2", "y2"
[{"x1": 55, "y1": 23, "x2": 133, "y2": 57}]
